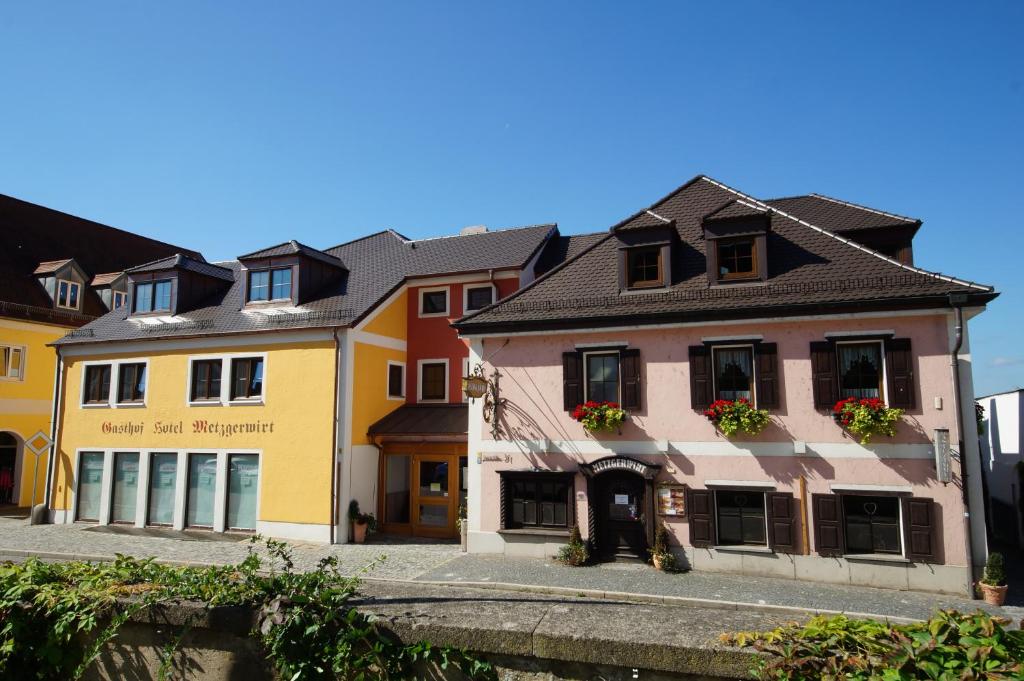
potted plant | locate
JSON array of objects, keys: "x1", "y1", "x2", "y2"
[
  {"x1": 833, "y1": 397, "x2": 904, "y2": 445},
  {"x1": 572, "y1": 401, "x2": 627, "y2": 434},
  {"x1": 555, "y1": 524, "x2": 589, "y2": 566},
  {"x1": 348, "y1": 499, "x2": 376, "y2": 544},
  {"x1": 704, "y1": 398, "x2": 770, "y2": 437},
  {"x1": 649, "y1": 523, "x2": 676, "y2": 571},
  {"x1": 456, "y1": 503, "x2": 467, "y2": 552},
  {"x1": 978, "y1": 552, "x2": 1008, "y2": 606}
]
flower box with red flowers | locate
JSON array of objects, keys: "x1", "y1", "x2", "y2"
[
  {"x1": 703, "y1": 398, "x2": 770, "y2": 437},
  {"x1": 832, "y1": 397, "x2": 904, "y2": 445},
  {"x1": 572, "y1": 401, "x2": 627, "y2": 433}
]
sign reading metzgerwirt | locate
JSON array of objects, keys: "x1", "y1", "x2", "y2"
[{"x1": 100, "y1": 420, "x2": 274, "y2": 437}]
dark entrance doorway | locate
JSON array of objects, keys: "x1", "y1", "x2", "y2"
[
  {"x1": 580, "y1": 455, "x2": 661, "y2": 562},
  {"x1": 594, "y1": 471, "x2": 646, "y2": 560},
  {"x1": 0, "y1": 433, "x2": 17, "y2": 505}
]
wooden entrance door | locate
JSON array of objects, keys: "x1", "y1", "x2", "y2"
[
  {"x1": 378, "y1": 443, "x2": 465, "y2": 539},
  {"x1": 595, "y1": 472, "x2": 647, "y2": 560}
]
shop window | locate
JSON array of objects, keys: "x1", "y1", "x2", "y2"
[
  {"x1": 713, "y1": 346, "x2": 753, "y2": 401},
  {"x1": 57, "y1": 279, "x2": 81, "y2": 310},
  {"x1": 715, "y1": 490, "x2": 767, "y2": 546},
  {"x1": 585, "y1": 352, "x2": 619, "y2": 403},
  {"x1": 190, "y1": 359, "x2": 223, "y2": 402},
  {"x1": 186, "y1": 453, "x2": 218, "y2": 528},
  {"x1": 0, "y1": 345, "x2": 25, "y2": 381},
  {"x1": 147, "y1": 453, "x2": 178, "y2": 526},
  {"x1": 247, "y1": 267, "x2": 292, "y2": 303},
  {"x1": 76, "y1": 452, "x2": 104, "y2": 521},
  {"x1": 464, "y1": 285, "x2": 495, "y2": 312},
  {"x1": 116, "y1": 363, "x2": 147, "y2": 404},
  {"x1": 227, "y1": 454, "x2": 258, "y2": 531},
  {"x1": 83, "y1": 365, "x2": 112, "y2": 405},
  {"x1": 501, "y1": 473, "x2": 573, "y2": 530},
  {"x1": 842, "y1": 494, "x2": 901, "y2": 555},
  {"x1": 230, "y1": 357, "x2": 264, "y2": 400},
  {"x1": 110, "y1": 452, "x2": 139, "y2": 523},
  {"x1": 419, "y1": 361, "x2": 447, "y2": 402},
  {"x1": 133, "y1": 280, "x2": 172, "y2": 314},
  {"x1": 838, "y1": 342, "x2": 883, "y2": 400}
]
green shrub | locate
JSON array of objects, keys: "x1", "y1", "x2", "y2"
[
  {"x1": 556, "y1": 524, "x2": 589, "y2": 566},
  {"x1": 724, "y1": 610, "x2": 1024, "y2": 680},
  {"x1": 982, "y1": 552, "x2": 1006, "y2": 587},
  {"x1": 649, "y1": 523, "x2": 677, "y2": 571}
]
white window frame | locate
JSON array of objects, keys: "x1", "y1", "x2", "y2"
[
  {"x1": 462, "y1": 282, "x2": 497, "y2": 313},
  {"x1": 185, "y1": 352, "x2": 269, "y2": 406},
  {"x1": 417, "y1": 358, "x2": 449, "y2": 403},
  {"x1": 834, "y1": 339, "x2": 888, "y2": 403},
  {"x1": 386, "y1": 360, "x2": 406, "y2": 401},
  {"x1": 56, "y1": 279, "x2": 82, "y2": 310},
  {"x1": 710, "y1": 343, "x2": 757, "y2": 405},
  {"x1": 418, "y1": 286, "x2": 450, "y2": 318},
  {"x1": 582, "y1": 350, "x2": 621, "y2": 403},
  {"x1": 80, "y1": 358, "x2": 151, "y2": 408},
  {"x1": 112, "y1": 291, "x2": 128, "y2": 310},
  {"x1": 712, "y1": 487, "x2": 770, "y2": 550},
  {"x1": 0, "y1": 344, "x2": 26, "y2": 381}
]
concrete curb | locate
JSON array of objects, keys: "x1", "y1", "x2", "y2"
[{"x1": 1, "y1": 547, "x2": 922, "y2": 624}]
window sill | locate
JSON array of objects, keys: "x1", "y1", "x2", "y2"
[
  {"x1": 227, "y1": 399, "x2": 264, "y2": 407},
  {"x1": 81, "y1": 403, "x2": 111, "y2": 409},
  {"x1": 114, "y1": 402, "x2": 146, "y2": 409},
  {"x1": 418, "y1": 312, "x2": 450, "y2": 319},
  {"x1": 843, "y1": 553, "x2": 910, "y2": 564},
  {"x1": 709, "y1": 280, "x2": 766, "y2": 289},
  {"x1": 498, "y1": 528, "x2": 570, "y2": 538},
  {"x1": 621, "y1": 286, "x2": 670, "y2": 296},
  {"x1": 713, "y1": 545, "x2": 774, "y2": 555},
  {"x1": 189, "y1": 400, "x2": 223, "y2": 407}
]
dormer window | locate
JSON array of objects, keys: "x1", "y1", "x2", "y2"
[
  {"x1": 716, "y1": 238, "x2": 757, "y2": 280},
  {"x1": 113, "y1": 291, "x2": 128, "y2": 309},
  {"x1": 626, "y1": 246, "x2": 664, "y2": 289},
  {"x1": 247, "y1": 267, "x2": 292, "y2": 303},
  {"x1": 56, "y1": 280, "x2": 81, "y2": 310},
  {"x1": 133, "y1": 280, "x2": 172, "y2": 314}
]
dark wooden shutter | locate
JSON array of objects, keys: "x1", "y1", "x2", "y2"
[
  {"x1": 810, "y1": 341, "x2": 838, "y2": 409},
  {"x1": 902, "y1": 497, "x2": 938, "y2": 563},
  {"x1": 886, "y1": 338, "x2": 915, "y2": 409},
  {"x1": 755, "y1": 343, "x2": 779, "y2": 410},
  {"x1": 562, "y1": 352, "x2": 583, "y2": 411},
  {"x1": 687, "y1": 488, "x2": 715, "y2": 547},
  {"x1": 767, "y1": 492, "x2": 797, "y2": 554},
  {"x1": 688, "y1": 345, "x2": 712, "y2": 411},
  {"x1": 620, "y1": 349, "x2": 641, "y2": 410},
  {"x1": 812, "y1": 493, "x2": 844, "y2": 556}
]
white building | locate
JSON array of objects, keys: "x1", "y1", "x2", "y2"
[{"x1": 978, "y1": 388, "x2": 1024, "y2": 547}]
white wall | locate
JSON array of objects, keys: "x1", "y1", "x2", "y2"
[{"x1": 979, "y1": 389, "x2": 1023, "y2": 545}]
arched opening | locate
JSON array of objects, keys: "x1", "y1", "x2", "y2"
[
  {"x1": 0, "y1": 433, "x2": 18, "y2": 505},
  {"x1": 580, "y1": 456, "x2": 661, "y2": 562}
]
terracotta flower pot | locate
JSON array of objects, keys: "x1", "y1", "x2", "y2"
[
  {"x1": 652, "y1": 554, "x2": 665, "y2": 570},
  {"x1": 352, "y1": 520, "x2": 368, "y2": 544},
  {"x1": 980, "y1": 583, "x2": 1008, "y2": 606}
]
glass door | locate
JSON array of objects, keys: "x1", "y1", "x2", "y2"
[
  {"x1": 147, "y1": 453, "x2": 178, "y2": 526},
  {"x1": 381, "y1": 454, "x2": 412, "y2": 534},
  {"x1": 412, "y1": 455, "x2": 456, "y2": 538},
  {"x1": 186, "y1": 454, "x2": 217, "y2": 528},
  {"x1": 110, "y1": 452, "x2": 139, "y2": 523},
  {"x1": 226, "y1": 454, "x2": 258, "y2": 531},
  {"x1": 76, "y1": 452, "x2": 104, "y2": 521}
]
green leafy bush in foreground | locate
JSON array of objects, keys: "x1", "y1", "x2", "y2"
[
  {"x1": 723, "y1": 610, "x2": 1024, "y2": 680},
  {"x1": 0, "y1": 538, "x2": 495, "y2": 680}
]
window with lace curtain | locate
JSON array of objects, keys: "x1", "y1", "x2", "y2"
[
  {"x1": 713, "y1": 346, "x2": 753, "y2": 401},
  {"x1": 837, "y1": 342, "x2": 883, "y2": 400}
]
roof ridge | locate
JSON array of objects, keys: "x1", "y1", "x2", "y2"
[
  {"x1": 808, "y1": 193, "x2": 920, "y2": 224},
  {"x1": 125, "y1": 251, "x2": 233, "y2": 275},
  {"x1": 699, "y1": 177, "x2": 991, "y2": 292},
  {"x1": 323, "y1": 229, "x2": 403, "y2": 253},
  {"x1": 608, "y1": 175, "x2": 707, "y2": 232},
  {"x1": 403, "y1": 222, "x2": 556, "y2": 244}
]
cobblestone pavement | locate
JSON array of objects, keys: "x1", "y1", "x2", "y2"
[{"x1": 2, "y1": 518, "x2": 1021, "y2": 623}]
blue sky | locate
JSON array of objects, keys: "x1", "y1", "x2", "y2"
[{"x1": 1, "y1": 2, "x2": 1021, "y2": 395}]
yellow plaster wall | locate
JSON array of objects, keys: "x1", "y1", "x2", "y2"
[
  {"x1": 0, "y1": 318, "x2": 68, "y2": 506},
  {"x1": 52, "y1": 340, "x2": 337, "y2": 525},
  {"x1": 361, "y1": 289, "x2": 407, "y2": 340},
  {"x1": 351, "y1": 342, "x2": 406, "y2": 445}
]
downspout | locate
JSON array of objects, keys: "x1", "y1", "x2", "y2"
[
  {"x1": 330, "y1": 328, "x2": 342, "y2": 545},
  {"x1": 948, "y1": 294, "x2": 975, "y2": 593},
  {"x1": 41, "y1": 346, "x2": 63, "y2": 519}
]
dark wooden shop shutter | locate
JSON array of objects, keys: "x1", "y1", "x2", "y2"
[
  {"x1": 767, "y1": 492, "x2": 797, "y2": 554},
  {"x1": 755, "y1": 342, "x2": 779, "y2": 410},
  {"x1": 902, "y1": 497, "x2": 938, "y2": 563},
  {"x1": 562, "y1": 351, "x2": 583, "y2": 411},
  {"x1": 688, "y1": 345, "x2": 712, "y2": 411},
  {"x1": 886, "y1": 338, "x2": 915, "y2": 409},
  {"x1": 809, "y1": 341, "x2": 838, "y2": 409},
  {"x1": 812, "y1": 493, "x2": 844, "y2": 557},
  {"x1": 620, "y1": 348, "x2": 641, "y2": 411},
  {"x1": 687, "y1": 488, "x2": 715, "y2": 548}
]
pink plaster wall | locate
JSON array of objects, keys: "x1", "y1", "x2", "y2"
[{"x1": 476, "y1": 313, "x2": 969, "y2": 565}]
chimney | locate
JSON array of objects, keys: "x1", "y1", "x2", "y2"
[{"x1": 460, "y1": 225, "x2": 488, "y2": 236}]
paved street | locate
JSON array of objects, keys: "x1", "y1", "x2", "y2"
[{"x1": 1, "y1": 517, "x2": 1020, "y2": 624}]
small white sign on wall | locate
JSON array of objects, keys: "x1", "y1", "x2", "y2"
[{"x1": 614, "y1": 494, "x2": 629, "y2": 505}]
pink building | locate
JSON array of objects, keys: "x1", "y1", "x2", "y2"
[{"x1": 454, "y1": 175, "x2": 997, "y2": 595}]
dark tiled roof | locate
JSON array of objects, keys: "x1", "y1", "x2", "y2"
[
  {"x1": 368, "y1": 404, "x2": 467, "y2": 437},
  {"x1": 765, "y1": 194, "x2": 920, "y2": 233},
  {"x1": 56, "y1": 224, "x2": 556, "y2": 346},
  {"x1": 127, "y1": 254, "x2": 235, "y2": 281},
  {"x1": 0, "y1": 194, "x2": 200, "y2": 322},
  {"x1": 455, "y1": 176, "x2": 995, "y2": 333},
  {"x1": 704, "y1": 199, "x2": 768, "y2": 221},
  {"x1": 238, "y1": 240, "x2": 346, "y2": 269},
  {"x1": 534, "y1": 232, "x2": 607, "y2": 277}
]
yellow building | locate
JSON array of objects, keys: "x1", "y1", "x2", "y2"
[
  {"x1": 48, "y1": 225, "x2": 563, "y2": 541},
  {"x1": 0, "y1": 194, "x2": 193, "y2": 510}
]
